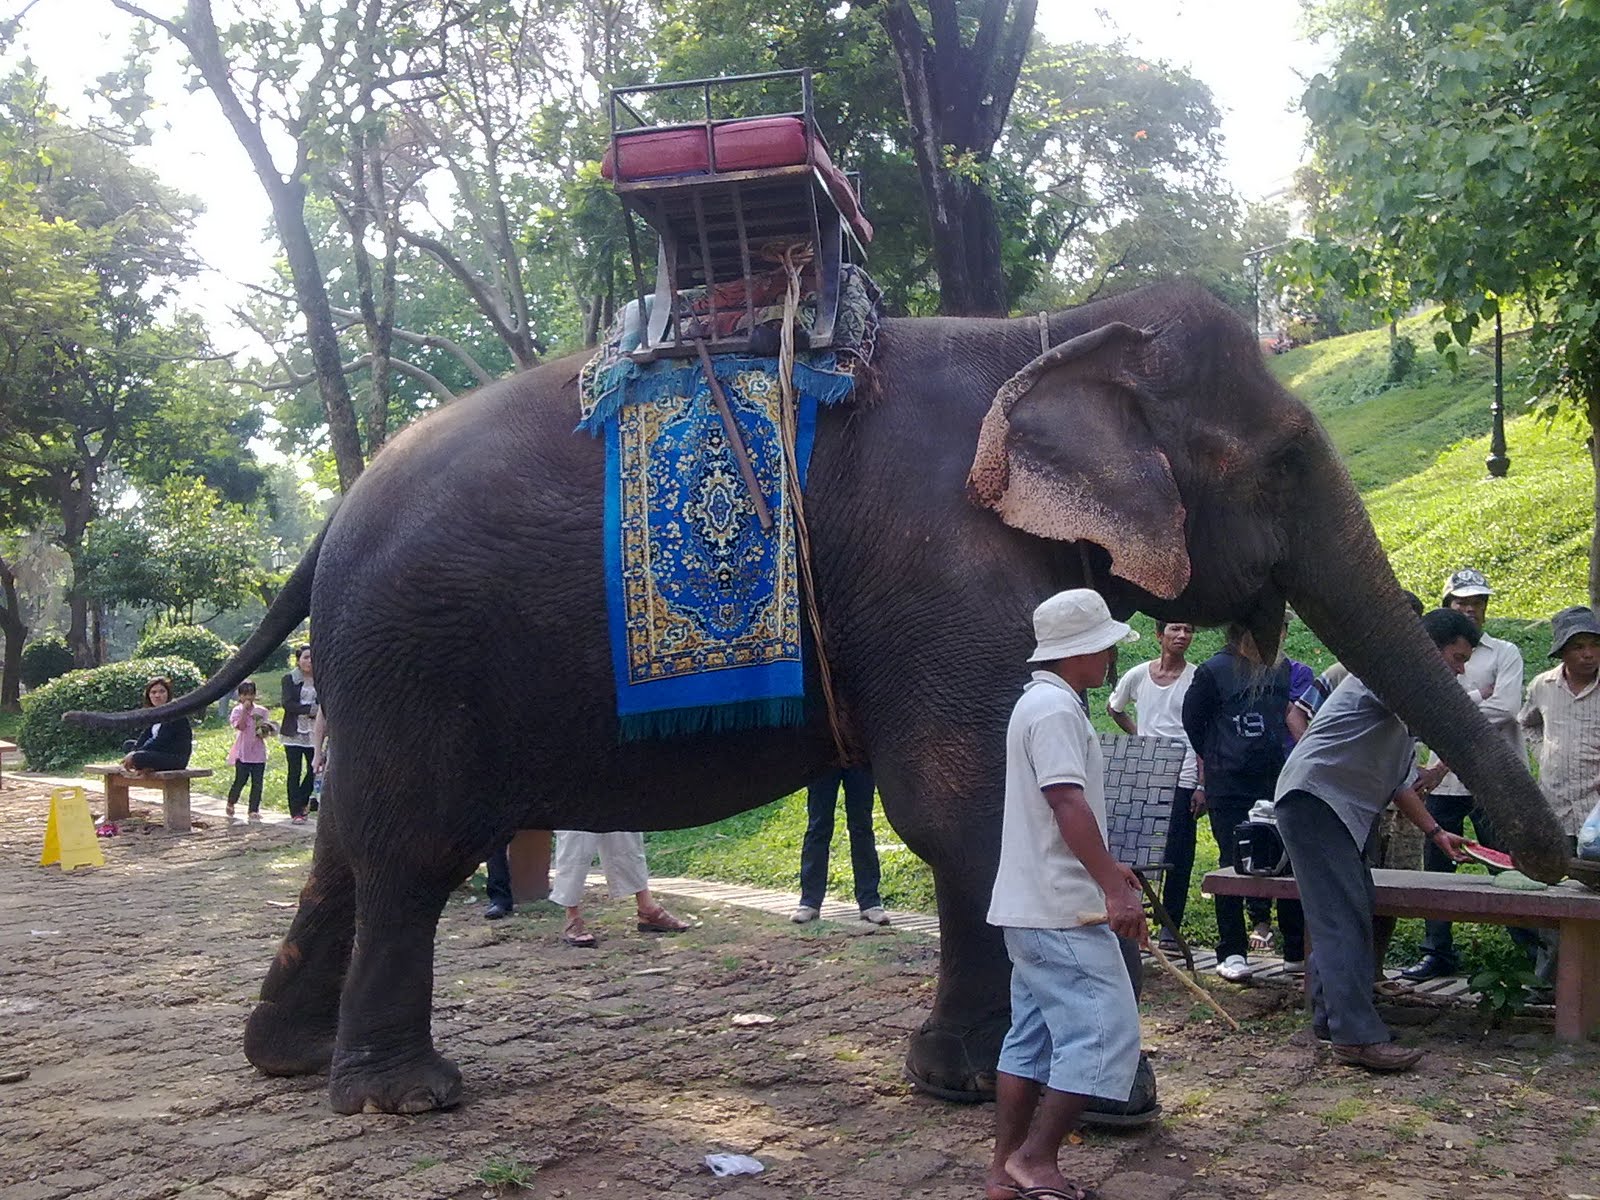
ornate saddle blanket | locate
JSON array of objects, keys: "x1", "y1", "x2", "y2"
[{"x1": 578, "y1": 266, "x2": 880, "y2": 739}]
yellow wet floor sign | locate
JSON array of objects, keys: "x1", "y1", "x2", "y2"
[{"x1": 40, "y1": 785, "x2": 103, "y2": 871}]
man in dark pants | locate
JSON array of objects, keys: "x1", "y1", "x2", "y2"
[
  {"x1": 1403, "y1": 568, "x2": 1529, "y2": 981},
  {"x1": 792, "y1": 767, "x2": 889, "y2": 926},
  {"x1": 1276, "y1": 607, "x2": 1474, "y2": 1071},
  {"x1": 1182, "y1": 623, "x2": 1303, "y2": 982},
  {"x1": 484, "y1": 843, "x2": 514, "y2": 920}
]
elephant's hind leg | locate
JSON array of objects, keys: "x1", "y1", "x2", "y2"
[
  {"x1": 325, "y1": 833, "x2": 470, "y2": 1115},
  {"x1": 244, "y1": 824, "x2": 355, "y2": 1077}
]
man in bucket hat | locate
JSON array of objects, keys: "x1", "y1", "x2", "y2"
[
  {"x1": 1520, "y1": 605, "x2": 1600, "y2": 844},
  {"x1": 1401, "y1": 567, "x2": 1529, "y2": 982},
  {"x1": 984, "y1": 590, "x2": 1146, "y2": 1200}
]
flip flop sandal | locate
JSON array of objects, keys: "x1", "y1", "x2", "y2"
[
  {"x1": 561, "y1": 926, "x2": 597, "y2": 948},
  {"x1": 636, "y1": 908, "x2": 691, "y2": 933}
]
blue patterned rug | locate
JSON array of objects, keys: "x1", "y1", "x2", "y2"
[{"x1": 578, "y1": 354, "x2": 857, "y2": 739}]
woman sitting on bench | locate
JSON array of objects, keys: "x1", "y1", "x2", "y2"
[{"x1": 120, "y1": 676, "x2": 193, "y2": 773}]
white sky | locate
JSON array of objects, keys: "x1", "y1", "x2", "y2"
[{"x1": 10, "y1": 0, "x2": 1329, "y2": 330}]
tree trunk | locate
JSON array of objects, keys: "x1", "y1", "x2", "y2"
[
  {"x1": 0, "y1": 552, "x2": 25, "y2": 711},
  {"x1": 926, "y1": 177, "x2": 1008, "y2": 317},
  {"x1": 179, "y1": 0, "x2": 366, "y2": 491},
  {"x1": 1589, "y1": 390, "x2": 1600, "y2": 609},
  {"x1": 876, "y1": 0, "x2": 1036, "y2": 317},
  {"x1": 66, "y1": 567, "x2": 91, "y2": 668}
]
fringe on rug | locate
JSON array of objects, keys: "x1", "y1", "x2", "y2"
[{"x1": 617, "y1": 697, "x2": 808, "y2": 742}]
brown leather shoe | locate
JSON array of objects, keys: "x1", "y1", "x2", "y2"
[{"x1": 1332, "y1": 1042, "x2": 1423, "y2": 1072}]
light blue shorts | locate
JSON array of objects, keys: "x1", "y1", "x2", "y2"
[{"x1": 997, "y1": 925, "x2": 1141, "y2": 1102}]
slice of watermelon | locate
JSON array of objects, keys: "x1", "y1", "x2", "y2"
[{"x1": 1461, "y1": 842, "x2": 1515, "y2": 870}]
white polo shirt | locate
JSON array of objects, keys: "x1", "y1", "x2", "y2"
[{"x1": 988, "y1": 671, "x2": 1108, "y2": 929}]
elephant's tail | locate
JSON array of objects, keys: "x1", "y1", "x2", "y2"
[{"x1": 64, "y1": 525, "x2": 326, "y2": 731}]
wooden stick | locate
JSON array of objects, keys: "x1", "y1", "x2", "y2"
[
  {"x1": 695, "y1": 338, "x2": 774, "y2": 532},
  {"x1": 1077, "y1": 911, "x2": 1243, "y2": 1033},
  {"x1": 1149, "y1": 938, "x2": 1243, "y2": 1033}
]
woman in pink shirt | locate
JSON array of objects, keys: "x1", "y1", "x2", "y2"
[{"x1": 227, "y1": 681, "x2": 274, "y2": 819}]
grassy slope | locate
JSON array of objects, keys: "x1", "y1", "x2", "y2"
[{"x1": 1267, "y1": 311, "x2": 1591, "y2": 617}]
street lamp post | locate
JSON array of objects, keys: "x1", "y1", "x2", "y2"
[{"x1": 1487, "y1": 308, "x2": 1509, "y2": 477}]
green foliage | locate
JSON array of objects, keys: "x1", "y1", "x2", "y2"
[
  {"x1": 1469, "y1": 963, "x2": 1543, "y2": 1019},
  {"x1": 474, "y1": 1159, "x2": 536, "y2": 1190},
  {"x1": 18, "y1": 634, "x2": 72, "y2": 689},
  {"x1": 135, "y1": 623, "x2": 235, "y2": 678},
  {"x1": 18, "y1": 656, "x2": 204, "y2": 770},
  {"x1": 85, "y1": 478, "x2": 276, "y2": 624},
  {"x1": 1302, "y1": 0, "x2": 1600, "y2": 437},
  {"x1": 1387, "y1": 334, "x2": 1417, "y2": 383}
]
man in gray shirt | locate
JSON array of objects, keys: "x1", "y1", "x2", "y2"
[{"x1": 1274, "y1": 608, "x2": 1474, "y2": 1072}]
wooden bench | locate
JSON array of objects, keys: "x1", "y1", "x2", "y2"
[
  {"x1": 83, "y1": 765, "x2": 213, "y2": 834},
  {"x1": 1203, "y1": 867, "x2": 1600, "y2": 1042},
  {"x1": 0, "y1": 739, "x2": 17, "y2": 789}
]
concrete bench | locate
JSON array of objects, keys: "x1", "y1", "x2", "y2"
[
  {"x1": 1203, "y1": 866, "x2": 1600, "y2": 1042},
  {"x1": 0, "y1": 739, "x2": 17, "y2": 789},
  {"x1": 84, "y1": 764, "x2": 213, "y2": 833}
]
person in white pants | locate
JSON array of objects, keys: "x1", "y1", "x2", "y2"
[{"x1": 550, "y1": 830, "x2": 690, "y2": 947}]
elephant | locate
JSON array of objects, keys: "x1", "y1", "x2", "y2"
[{"x1": 71, "y1": 281, "x2": 1570, "y2": 1117}]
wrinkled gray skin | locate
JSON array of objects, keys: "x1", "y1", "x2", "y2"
[{"x1": 70, "y1": 282, "x2": 1568, "y2": 1116}]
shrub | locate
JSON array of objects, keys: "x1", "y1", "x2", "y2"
[
  {"x1": 135, "y1": 623, "x2": 235, "y2": 677},
  {"x1": 1386, "y1": 333, "x2": 1417, "y2": 383},
  {"x1": 19, "y1": 635, "x2": 74, "y2": 690},
  {"x1": 19, "y1": 656, "x2": 206, "y2": 770}
]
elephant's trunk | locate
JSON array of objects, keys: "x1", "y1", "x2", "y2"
[{"x1": 1278, "y1": 436, "x2": 1569, "y2": 883}]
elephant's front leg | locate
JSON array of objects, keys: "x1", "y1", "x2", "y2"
[
  {"x1": 907, "y1": 867, "x2": 1015, "y2": 1101},
  {"x1": 876, "y1": 769, "x2": 1014, "y2": 1101}
]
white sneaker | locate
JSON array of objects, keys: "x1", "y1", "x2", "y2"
[
  {"x1": 1217, "y1": 954, "x2": 1255, "y2": 982},
  {"x1": 859, "y1": 906, "x2": 891, "y2": 926},
  {"x1": 790, "y1": 905, "x2": 819, "y2": 924},
  {"x1": 1283, "y1": 959, "x2": 1307, "y2": 976}
]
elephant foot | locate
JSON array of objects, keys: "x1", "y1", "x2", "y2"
[
  {"x1": 1081, "y1": 1052, "x2": 1161, "y2": 1130},
  {"x1": 244, "y1": 999, "x2": 335, "y2": 1077},
  {"x1": 328, "y1": 1048, "x2": 462, "y2": 1115},
  {"x1": 903, "y1": 1015, "x2": 1009, "y2": 1102}
]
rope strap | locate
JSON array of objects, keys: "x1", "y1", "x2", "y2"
[{"x1": 772, "y1": 241, "x2": 854, "y2": 766}]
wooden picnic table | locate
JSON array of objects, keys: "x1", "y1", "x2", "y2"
[
  {"x1": 1203, "y1": 867, "x2": 1600, "y2": 1042},
  {"x1": 83, "y1": 764, "x2": 213, "y2": 834}
]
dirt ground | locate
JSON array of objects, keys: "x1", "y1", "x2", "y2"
[{"x1": 2, "y1": 778, "x2": 1598, "y2": 1200}]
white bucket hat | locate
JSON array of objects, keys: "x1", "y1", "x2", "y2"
[{"x1": 1027, "y1": 589, "x2": 1138, "y2": 662}]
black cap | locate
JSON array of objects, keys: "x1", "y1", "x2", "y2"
[{"x1": 1549, "y1": 605, "x2": 1600, "y2": 657}]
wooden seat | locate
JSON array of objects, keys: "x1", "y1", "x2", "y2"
[
  {"x1": 1204, "y1": 866, "x2": 1600, "y2": 1042},
  {"x1": 607, "y1": 70, "x2": 866, "y2": 360},
  {"x1": 84, "y1": 764, "x2": 213, "y2": 834}
]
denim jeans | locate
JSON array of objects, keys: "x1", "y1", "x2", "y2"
[{"x1": 798, "y1": 767, "x2": 881, "y2": 910}]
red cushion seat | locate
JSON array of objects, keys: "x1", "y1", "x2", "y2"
[{"x1": 602, "y1": 116, "x2": 872, "y2": 243}]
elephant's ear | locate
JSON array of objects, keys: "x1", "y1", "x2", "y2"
[{"x1": 968, "y1": 322, "x2": 1191, "y2": 600}]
